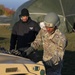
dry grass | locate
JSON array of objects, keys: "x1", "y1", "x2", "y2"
[
  {"x1": 65, "y1": 33, "x2": 75, "y2": 51},
  {"x1": 0, "y1": 25, "x2": 11, "y2": 50}
]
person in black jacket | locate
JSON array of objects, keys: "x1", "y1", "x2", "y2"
[{"x1": 10, "y1": 8, "x2": 40, "y2": 57}]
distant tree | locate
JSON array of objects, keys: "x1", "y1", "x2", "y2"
[
  {"x1": 0, "y1": 4, "x2": 5, "y2": 15},
  {"x1": 0, "y1": 4, "x2": 15, "y2": 16},
  {"x1": 4, "y1": 8, "x2": 15, "y2": 16},
  {"x1": 0, "y1": 9, "x2": 4, "y2": 15}
]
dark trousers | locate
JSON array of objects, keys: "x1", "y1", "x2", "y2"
[{"x1": 43, "y1": 61, "x2": 62, "y2": 75}]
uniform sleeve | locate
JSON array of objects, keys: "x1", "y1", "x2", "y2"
[
  {"x1": 57, "y1": 35, "x2": 67, "y2": 60},
  {"x1": 10, "y1": 24, "x2": 17, "y2": 50},
  {"x1": 31, "y1": 30, "x2": 42, "y2": 49},
  {"x1": 49, "y1": 35, "x2": 67, "y2": 65},
  {"x1": 12, "y1": 23, "x2": 17, "y2": 34}
]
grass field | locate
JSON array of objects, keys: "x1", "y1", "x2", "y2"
[
  {"x1": 0, "y1": 25, "x2": 75, "y2": 75},
  {"x1": 0, "y1": 26, "x2": 11, "y2": 50}
]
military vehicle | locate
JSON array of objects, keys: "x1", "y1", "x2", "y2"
[{"x1": 0, "y1": 51, "x2": 46, "y2": 75}]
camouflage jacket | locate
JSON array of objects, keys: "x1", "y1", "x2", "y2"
[{"x1": 31, "y1": 27, "x2": 66, "y2": 65}]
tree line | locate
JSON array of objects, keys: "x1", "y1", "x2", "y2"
[{"x1": 0, "y1": 5, "x2": 15, "y2": 16}]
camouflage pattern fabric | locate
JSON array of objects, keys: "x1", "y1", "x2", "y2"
[{"x1": 31, "y1": 27, "x2": 66, "y2": 65}]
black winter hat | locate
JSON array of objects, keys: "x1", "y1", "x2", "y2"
[{"x1": 19, "y1": 8, "x2": 29, "y2": 17}]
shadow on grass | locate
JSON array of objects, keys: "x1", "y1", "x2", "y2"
[
  {"x1": 62, "y1": 50, "x2": 75, "y2": 75},
  {"x1": 0, "y1": 37, "x2": 7, "y2": 40}
]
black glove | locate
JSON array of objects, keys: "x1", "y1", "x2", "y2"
[
  {"x1": 45, "y1": 55, "x2": 60, "y2": 67},
  {"x1": 10, "y1": 49, "x2": 21, "y2": 56},
  {"x1": 24, "y1": 47, "x2": 34, "y2": 56},
  {"x1": 45, "y1": 59, "x2": 53, "y2": 66}
]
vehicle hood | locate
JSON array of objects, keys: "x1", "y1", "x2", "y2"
[{"x1": 0, "y1": 53, "x2": 35, "y2": 64}]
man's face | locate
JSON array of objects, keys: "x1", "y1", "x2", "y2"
[
  {"x1": 21, "y1": 16, "x2": 28, "y2": 22},
  {"x1": 45, "y1": 26, "x2": 55, "y2": 33},
  {"x1": 44, "y1": 22, "x2": 55, "y2": 33}
]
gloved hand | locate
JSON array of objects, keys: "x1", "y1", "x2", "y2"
[
  {"x1": 45, "y1": 55, "x2": 60, "y2": 66},
  {"x1": 45, "y1": 59, "x2": 53, "y2": 66},
  {"x1": 10, "y1": 49, "x2": 21, "y2": 56},
  {"x1": 24, "y1": 47, "x2": 34, "y2": 56}
]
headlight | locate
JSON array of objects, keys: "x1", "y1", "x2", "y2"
[
  {"x1": 40, "y1": 69, "x2": 45, "y2": 75},
  {"x1": 33, "y1": 66, "x2": 40, "y2": 71}
]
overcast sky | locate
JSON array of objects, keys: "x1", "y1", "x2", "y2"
[{"x1": 0, "y1": 0, "x2": 29, "y2": 10}]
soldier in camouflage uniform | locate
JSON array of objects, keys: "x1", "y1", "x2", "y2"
[{"x1": 25, "y1": 12, "x2": 67, "y2": 75}]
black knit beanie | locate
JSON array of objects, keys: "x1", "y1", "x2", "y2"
[{"x1": 19, "y1": 8, "x2": 29, "y2": 17}]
